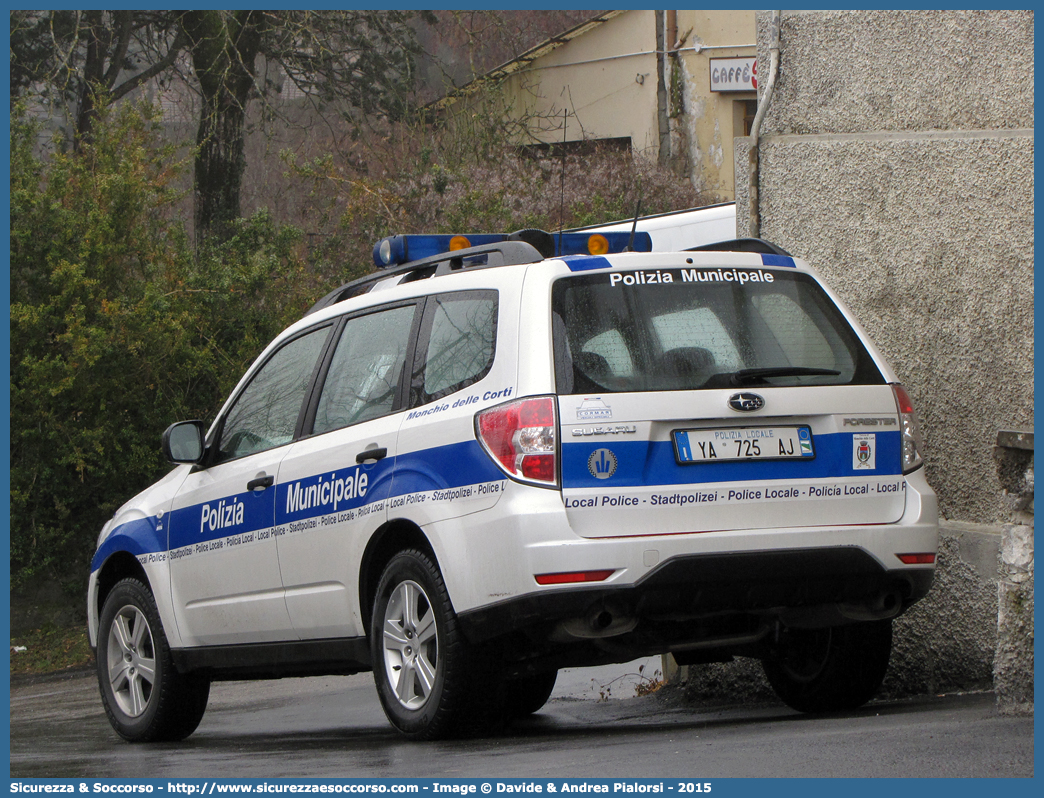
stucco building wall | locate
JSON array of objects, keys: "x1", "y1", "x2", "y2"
[
  {"x1": 445, "y1": 11, "x2": 757, "y2": 201},
  {"x1": 506, "y1": 11, "x2": 661, "y2": 154},
  {"x1": 670, "y1": 10, "x2": 757, "y2": 199}
]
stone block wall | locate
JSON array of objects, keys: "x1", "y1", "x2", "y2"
[
  {"x1": 741, "y1": 10, "x2": 1034, "y2": 527},
  {"x1": 717, "y1": 10, "x2": 1034, "y2": 707},
  {"x1": 675, "y1": 523, "x2": 1002, "y2": 706}
]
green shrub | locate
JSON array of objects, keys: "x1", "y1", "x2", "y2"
[
  {"x1": 9, "y1": 102, "x2": 313, "y2": 588},
  {"x1": 9, "y1": 93, "x2": 709, "y2": 592}
]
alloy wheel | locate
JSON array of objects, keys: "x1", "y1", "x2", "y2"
[
  {"x1": 381, "y1": 580, "x2": 439, "y2": 710},
  {"x1": 106, "y1": 605, "x2": 157, "y2": 718}
]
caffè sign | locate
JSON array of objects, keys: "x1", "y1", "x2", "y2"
[{"x1": 710, "y1": 57, "x2": 756, "y2": 92}]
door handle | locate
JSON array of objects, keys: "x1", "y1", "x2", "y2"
[
  {"x1": 247, "y1": 474, "x2": 275, "y2": 491},
  {"x1": 356, "y1": 447, "x2": 388, "y2": 464}
]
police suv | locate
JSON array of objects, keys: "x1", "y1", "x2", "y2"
[{"x1": 88, "y1": 228, "x2": 938, "y2": 741}]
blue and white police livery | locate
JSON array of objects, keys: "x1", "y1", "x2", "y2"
[{"x1": 88, "y1": 229, "x2": 938, "y2": 741}]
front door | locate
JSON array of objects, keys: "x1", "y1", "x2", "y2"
[{"x1": 168, "y1": 325, "x2": 332, "y2": 646}]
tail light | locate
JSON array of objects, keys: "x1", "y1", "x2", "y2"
[
  {"x1": 892, "y1": 384, "x2": 925, "y2": 474},
  {"x1": 475, "y1": 395, "x2": 558, "y2": 487}
]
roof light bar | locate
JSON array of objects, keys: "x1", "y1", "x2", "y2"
[{"x1": 372, "y1": 230, "x2": 652, "y2": 268}]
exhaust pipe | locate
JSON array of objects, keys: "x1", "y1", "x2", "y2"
[
  {"x1": 548, "y1": 603, "x2": 638, "y2": 641},
  {"x1": 839, "y1": 587, "x2": 904, "y2": 622},
  {"x1": 591, "y1": 609, "x2": 614, "y2": 632}
]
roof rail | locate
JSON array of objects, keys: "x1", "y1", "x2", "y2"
[
  {"x1": 305, "y1": 240, "x2": 543, "y2": 316},
  {"x1": 685, "y1": 237, "x2": 792, "y2": 257}
]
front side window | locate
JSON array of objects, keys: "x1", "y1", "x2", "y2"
[
  {"x1": 553, "y1": 268, "x2": 883, "y2": 394},
  {"x1": 313, "y1": 304, "x2": 416, "y2": 434},
  {"x1": 217, "y1": 326, "x2": 331, "y2": 463}
]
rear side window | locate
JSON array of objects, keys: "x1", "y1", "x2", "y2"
[
  {"x1": 413, "y1": 291, "x2": 498, "y2": 404},
  {"x1": 553, "y1": 268, "x2": 883, "y2": 394},
  {"x1": 312, "y1": 304, "x2": 417, "y2": 434}
]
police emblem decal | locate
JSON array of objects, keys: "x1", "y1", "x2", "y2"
[
  {"x1": 588, "y1": 449, "x2": 618, "y2": 480},
  {"x1": 852, "y1": 434, "x2": 876, "y2": 470}
]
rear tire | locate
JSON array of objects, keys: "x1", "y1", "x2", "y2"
[
  {"x1": 505, "y1": 670, "x2": 558, "y2": 718},
  {"x1": 371, "y1": 549, "x2": 500, "y2": 739},
  {"x1": 762, "y1": 620, "x2": 892, "y2": 713},
  {"x1": 96, "y1": 578, "x2": 210, "y2": 742}
]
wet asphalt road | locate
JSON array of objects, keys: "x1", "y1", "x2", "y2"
[{"x1": 10, "y1": 665, "x2": 1033, "y2": 779}]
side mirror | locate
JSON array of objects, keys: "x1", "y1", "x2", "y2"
[{"x1": 162, "y1": 420, "x2": 207, "y2": 464}]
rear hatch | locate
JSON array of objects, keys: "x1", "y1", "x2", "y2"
[{"x1": 552, "y1": 258, "x2": 906, "y2": 538}]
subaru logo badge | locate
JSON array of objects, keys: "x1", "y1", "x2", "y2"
[{"x1": 728, "y1": 393, "x2": 765, "y2": 412}]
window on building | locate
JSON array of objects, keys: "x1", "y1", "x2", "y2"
[{"x1": 738, "y1": 99, "x2": 758, "y2": 136}]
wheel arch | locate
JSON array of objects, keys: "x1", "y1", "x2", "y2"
[
  {"x1": 95, "y1": 551, "x2": 151, "y2": 620},
  {"x1": 359, "y1": 519, "x2": 438, "y2": 637}
]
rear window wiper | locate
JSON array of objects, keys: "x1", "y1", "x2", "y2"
[{"x1": 726, "y1": 366, "x2": 842, "y2": 386}]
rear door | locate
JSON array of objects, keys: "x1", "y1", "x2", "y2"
[
  {"x1": 274, "y1": 301, "x2": 420, "y2": 640},
  {"x1": 552, "y1": 259, "x2": 906, "y2": 538}
]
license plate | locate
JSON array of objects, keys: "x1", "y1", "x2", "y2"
[{"x1": 673, "y1": 426, "x2": 815, "y2": 463}]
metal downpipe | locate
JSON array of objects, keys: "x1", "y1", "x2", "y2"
[{"x1": 748, "y1": 11, "x2": 781, "y2": 238}]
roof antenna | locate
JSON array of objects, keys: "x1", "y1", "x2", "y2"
[
  {"x1": 557, "y1": 109, "x2": 567, "y2": 257},
  {"x1": 625, "y1": 197, "x2": 643, "y2": 251}
]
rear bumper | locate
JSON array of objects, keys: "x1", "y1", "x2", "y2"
[
  {"x1": 444, "y1": 469, "x2": 938, "y2": 660},
  {"x1": 458, "y1": 545, "x2": 933, "y2": 645}
]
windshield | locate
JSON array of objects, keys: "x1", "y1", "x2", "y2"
[{"x1": 552, "y1": 267, "x2": 884, "y2": 394}]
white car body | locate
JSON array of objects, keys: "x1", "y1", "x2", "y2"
[{"x1": 89, "y1": 236, "x2": 938, "y2": 740}]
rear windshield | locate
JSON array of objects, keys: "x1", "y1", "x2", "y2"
[{"x1": 552, "y1": 267, "x2": 884, "y2": 394}]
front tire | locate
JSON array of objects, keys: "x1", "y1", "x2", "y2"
[
  {"x1": 371, "y1": 549, "x2": 498, "y2": 739},
  {"x1": 96, "y1": 578, "x2": 210, "y2": 742},
  {"x1": 762, "y1": 619, "x2": 892, "y2": 713}
]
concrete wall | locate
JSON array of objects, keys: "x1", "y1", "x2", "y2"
[{"x1": 995, "y1": 523, "x2": 1034, "y2": 713}]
